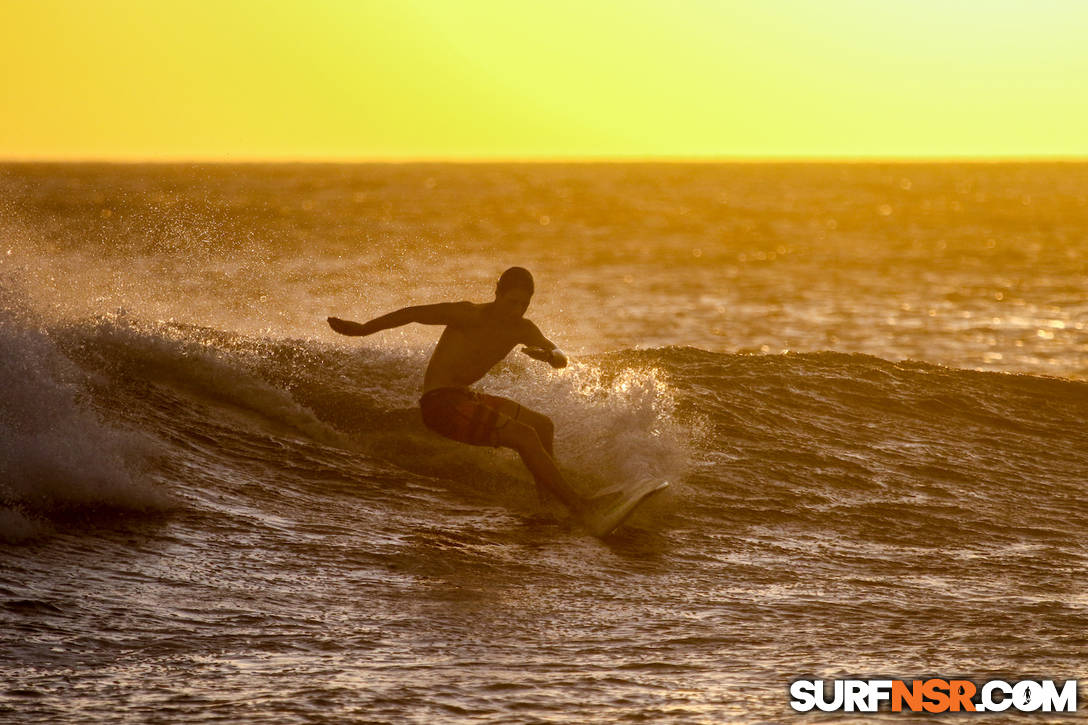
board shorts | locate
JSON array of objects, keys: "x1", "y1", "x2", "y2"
[{"x1": 418, "y1": 387, "x2": 522, "y2": 447}]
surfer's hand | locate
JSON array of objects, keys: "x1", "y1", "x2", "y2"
[
  {"x1": 521, "y1": 346, "x2": 551, "y2": 362},
  {"x1": 521, "y1": 346, "x2": 568, "y2": 368},
  {"x1": 328, "y1": 316, "x2": 366, "y2": 336}
]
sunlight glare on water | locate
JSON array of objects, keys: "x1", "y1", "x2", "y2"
[{"x1": 1, "y1": 163, "x2": 1086, "y2": 723}]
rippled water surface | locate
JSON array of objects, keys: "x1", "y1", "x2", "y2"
[{"x1": 2, "y1": 163, "x2": 1086, "y2": 722}]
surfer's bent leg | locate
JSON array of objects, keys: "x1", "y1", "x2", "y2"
[
  {"x1": 518, "y1": 407, "x2": 555, "y2": 458},
  {"x1": 484, "y1": 395, "x2": 555, "y2": 458},
  {"x1": 419, "y1": 388, "x2": 576, "y2": 510},
  {"x1": 475, "y1": 396, "x2": 558, "y2": 503},
  {"x1": 494, "y1": 421, "x2": 581, "y2": 514}
]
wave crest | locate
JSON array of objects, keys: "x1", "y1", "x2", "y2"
[{"x1": 0, "y1": 290, "x2": 169, "y2": 543}]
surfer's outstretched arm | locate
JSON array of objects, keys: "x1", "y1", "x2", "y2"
[{"x1": 328, "y1": 302, "x2": 474, "y2": 336}]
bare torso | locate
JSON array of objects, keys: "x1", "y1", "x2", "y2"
[{"x1": 422, "y1": 302, "x2": 531, "y2": 392}]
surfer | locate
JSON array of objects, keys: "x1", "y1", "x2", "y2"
[{"x1": 327, "y1": 267, "x2": 581, "y2": 512}]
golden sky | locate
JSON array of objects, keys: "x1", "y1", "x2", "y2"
[{"x1": 3, "y1": 0, "x2": 1087, "y2": 160}]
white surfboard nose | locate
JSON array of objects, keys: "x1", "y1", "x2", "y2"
[{"x1": 582, "y1": 480, "x2": 669, "y2": 537}]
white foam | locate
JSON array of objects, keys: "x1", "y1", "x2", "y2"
[
  {"x1": 483, "y1": 356, "x2": 694, "y2": 494},
  {"x1": 0, "y1": 284, "x2": 170, "y2": 534}
]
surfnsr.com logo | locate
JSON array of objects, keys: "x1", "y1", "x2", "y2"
[{"x1": 790, "y1": 679, "x2": 1079, "y2": 713}]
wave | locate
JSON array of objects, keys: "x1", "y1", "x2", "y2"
[
  {"x1": 3, "y1": 305, "x2": 1086, "y2": 546},
  {"x1": 52, "y1": 314, "x2": 693, "y2": 503},
  {"x1": 0, "y1": 295, "x2": 170, "y2": 543},
  {"x1": 615, "y1": 346, "x2": 1088, "y2": 549}
]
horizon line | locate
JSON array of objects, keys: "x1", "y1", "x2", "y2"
[{"x1": 3, "y1": 153, "x2": 1088, "y2": 165}]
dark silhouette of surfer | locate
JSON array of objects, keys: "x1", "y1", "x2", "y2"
[{"x1": 328, "y1": 267, "x2": 582, "y2": 511}]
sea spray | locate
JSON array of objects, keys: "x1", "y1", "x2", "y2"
[{"x1": 0, "y1": 284, "x2": 168, "y2": 541}]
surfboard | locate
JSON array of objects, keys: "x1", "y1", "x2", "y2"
[{"x1": 580, "y1": 479, "x2": 669, "y2": 537}]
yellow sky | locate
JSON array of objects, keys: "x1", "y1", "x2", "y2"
[{"x1": 3, "y1": 0, "x2": 1087, "y2": 160}]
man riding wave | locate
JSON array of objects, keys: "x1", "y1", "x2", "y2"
[{"x1": 328, "y1": 267, "x2": 581, "y2": 512}]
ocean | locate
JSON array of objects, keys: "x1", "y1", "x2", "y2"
[{"x1": 1, "y1": 162, "x2": 1086, "y2": 722}]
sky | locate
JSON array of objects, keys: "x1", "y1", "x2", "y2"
[{"x1": 3, "y1": 0, "x2": 1088, "y2": 161}]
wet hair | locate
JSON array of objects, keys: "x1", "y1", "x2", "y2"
[{"x1": 496, "y1": 266, "x2": 534, "y2": 296}]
